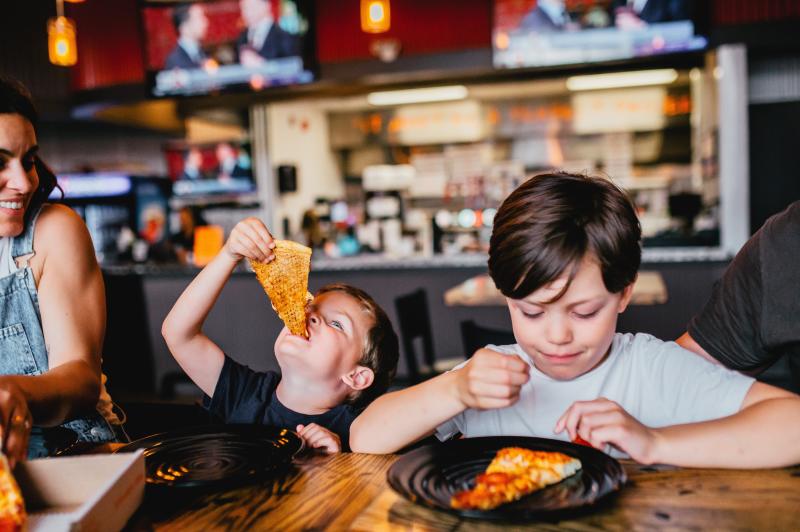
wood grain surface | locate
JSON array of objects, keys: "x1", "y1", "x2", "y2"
[{"x1": 128, "y1": 452, "x2": 800, "y2": 531}]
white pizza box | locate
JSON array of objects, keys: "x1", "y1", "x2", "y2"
[{"x1": 14, "y1": 450, "x2": 145, "y2": 532}]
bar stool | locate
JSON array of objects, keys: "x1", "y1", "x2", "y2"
[
  {"x1": 394, "y1": 289, "x2": 463, "y2": 384},
  {"x1": 459, "y1": 320, "x2": 516, "y2": 357}
]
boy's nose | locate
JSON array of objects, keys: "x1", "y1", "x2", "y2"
[{"x1": 545, "y1": 318, "x2": 573, "y2": 345}]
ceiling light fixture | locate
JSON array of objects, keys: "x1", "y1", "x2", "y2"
[
  {"x1": 361, "y1": 0, "x2": 391, "y2": 34},
  {"x1": 367, "y1": 85, "x2": 469, "y2": 106},
  {"x1": 48, "y1": 0, "x2": 78, "y2": 67},
  {"x1": 566, "y1": 69, "x2": 679, "y2": 91}
]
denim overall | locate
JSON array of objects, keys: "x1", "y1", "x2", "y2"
[{"x1": 1, "y1": 204, "x2": 115, "y2": 457}]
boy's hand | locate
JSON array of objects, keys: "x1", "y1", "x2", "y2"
[
  {"x1": 223, "y1": 217, "x2": 275, "y2": 263},
  {"x1": 296, "y1": 423, "x2": 341, "y2": 454},
  {"x1": 454, "y1": 348, "x2": 530, "y2": 410},
  {"x1": 554, "y1": 397, "x2": 662, "y2": 464}
]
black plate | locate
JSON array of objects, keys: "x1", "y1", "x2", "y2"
[
  {"x1": 115, "y1": 424, "x2": 303, "y2": 489},
  {"x1": 387, "y1": 436, "x2": 626, "y2": 521}
]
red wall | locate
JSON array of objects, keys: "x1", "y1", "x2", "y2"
[
  {"x1": 712, "y1": 0, "x2": 800, "y2": 25},
  {"x1": 68, "y1": 0, "x2": 145, "y2": 91},
  {"x1": 315, "y1": 0, "x2": 492, "y2": 63}
]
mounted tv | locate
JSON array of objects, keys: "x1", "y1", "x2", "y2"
[
  {"x1": 164, "y1": 140, "x2": 256, "y2": 198},
  {"x1": 493, "y1": 0, "x2": 707, "y2": 69},
  {"x1": 141, "y1": 0, "x2": 315, "y2": 97}
]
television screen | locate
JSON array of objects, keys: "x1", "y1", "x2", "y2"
[
  {"x1": 165, "y1": 141, "x2": 256, "y2": 197},
  {"x1": 493, "y1": 0, "x2": 707, "y2": 69},
  {"x1": 141, "y1": 0, "x2": 315, "y2": 97}
]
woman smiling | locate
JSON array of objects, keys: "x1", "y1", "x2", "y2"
[{"x1": 0, "y1": 77, "x2": 119, "y2": 464}]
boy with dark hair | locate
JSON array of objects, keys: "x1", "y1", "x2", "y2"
[
  {"x1": 163, "y1": 218, "x2": 399, "y2": 453},
  {"x1": 351, "y1": 172, "x2": 800, "y2": 468}
]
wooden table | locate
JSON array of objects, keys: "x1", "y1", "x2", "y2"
[
  {"x1": 129, "y1": 451, "x2": 800, "y2": 530},
  {"x1": 445, "y1": 271, "x2": 668, "y2": 307}
]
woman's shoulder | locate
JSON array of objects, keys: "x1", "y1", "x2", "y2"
[
  {"x1": 33, "y1": 204, "x2": 95, "y2": 262},
  {"x1": 36, "y1": 203, "x2": 90, "y2": 239}
]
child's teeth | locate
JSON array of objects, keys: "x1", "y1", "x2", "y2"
[{"x1": 0, "y1": 202, "x2": 22, "y2": 209}]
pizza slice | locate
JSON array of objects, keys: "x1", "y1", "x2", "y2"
[
  {"x1": 0, "y1": 455, "x2": 25, "y2": 532},
  {"x1": 451, "y1": 447, "x2": 581, "y2": 511},
  {"x1": 249, "y1": 240, "x2": 313, "y2": 337}
]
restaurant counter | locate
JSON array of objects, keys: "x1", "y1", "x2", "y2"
[
  {"x1": 101, "y1": 252, "x2": 731, "y2": 399},
  {"x1": 102, "y1": 246, "x2": 731, "y2": 277}
]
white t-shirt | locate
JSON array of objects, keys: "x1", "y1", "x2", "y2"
[
  {"x1": 0, "y1": 237, "x2": 15, "y2": 277},
  {"x1": 436, "y1": 332, "x2": 755, "y2": 458}
]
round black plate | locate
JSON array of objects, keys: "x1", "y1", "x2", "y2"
[
  {"x1": 387, "y1": 436, "x2": 626, "y2": 521},
  {"x1": 115, "y1": 424, "x2": 303, "y2": 489}
]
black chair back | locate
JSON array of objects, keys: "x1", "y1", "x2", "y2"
[
  {"x1": 460, "y1": 320, "x2": 516, "y2": 357},
  {"x1": 394, "y1": 289, "x2": 436, "y2": 383}
]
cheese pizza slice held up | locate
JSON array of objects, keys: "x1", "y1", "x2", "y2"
[{"x1": 451, "y1": 447, "x2": 581, "y2": 511}]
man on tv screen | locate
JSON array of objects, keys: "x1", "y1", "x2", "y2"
[
  {"x1": 612, "y1": 0, "x2": 690, "y2": 30},
  {"x1": 520, "y1": 0, "x2": 579, "y2": 32},
  {"x1": 237, "y1": 0, "x2": 298, "y2": 66},
  {"x1": 215, "y1": 142, "x2": 250, "y2": 180},
  {"x1": 611, "y1": 0, "x2": 691, "y2": 30},
  {"x1": 165, "y1": 4, "x2": 209, "y2": 70}
]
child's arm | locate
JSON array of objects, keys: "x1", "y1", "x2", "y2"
[
  {"x1": 350, "y1": 349, "x2": 530, "y2": 454},
  {"x1": 297, "y1": 423, "x2": 340, "y2": 454},
  {"x1": 555, "y1": 383, "x2": 800, "y2": 468},
  {"x1": 161, "y1": 217, "x2": 275, "y2": 396}
]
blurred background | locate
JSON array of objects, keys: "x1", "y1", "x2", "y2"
[{"x1": 2, "y1": 0, "x2": 798, "y2": 401}]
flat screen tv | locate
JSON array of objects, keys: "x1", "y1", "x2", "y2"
[
  {"x1": 141, "y1": 0, "x2": 315, "y2": 97},
  {"x1": 493, "y1": 0, "x2": 707, "y2": 70},
  {"x1": 164, "y1": 140, "x2": 256, "y2": 197}
]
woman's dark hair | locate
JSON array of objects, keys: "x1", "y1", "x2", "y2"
[
  {"x1": 488, "y1": 172, "x2": 641, "y2": 301},
  {"x1": 0, "y1": 77, "x2": 38, "y2": 129},
  {"x1": 0, "y1": 77, "x2": 61, "y2": 212}
]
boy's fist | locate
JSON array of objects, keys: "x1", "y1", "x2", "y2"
[
  {"x1": 224, "y1": 217, "x2": 275, "y2": 263},
  {"x1": 454, "y1": 348, "x2": 530, "y2": 410},
  {"x1": 297, "y1": 423, "x2": 341, "y2": 454}
]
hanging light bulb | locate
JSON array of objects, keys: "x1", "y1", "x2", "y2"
[
  {"x1": 361, "y1": 0, "x2": 390, "y2": 34},
  {"x1": 48, "y1": 0, "x2": 78, "y2": 67}
]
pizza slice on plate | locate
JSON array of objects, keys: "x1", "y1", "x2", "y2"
[{"x1": 451, "y1": 447, "x2": 582, "y2": 511}]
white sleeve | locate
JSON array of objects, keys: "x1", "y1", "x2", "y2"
[
  {"x1": 630, "y1": 334, "x2": 755, "y2": 427},
  {"x1": 435, "y1": 413, "x2": 463, "y2": 442}
]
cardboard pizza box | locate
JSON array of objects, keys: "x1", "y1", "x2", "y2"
[{"x1": 14, "y1": 450, "x2": 145, "y2": 532}]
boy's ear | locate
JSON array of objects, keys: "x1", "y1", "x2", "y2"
[
  {"x1": 342, "y1": 365, "x2": 375, "y2": 391},
  {"x1": 617, "y1": 281, "x2": 635, "y2": 313}
]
